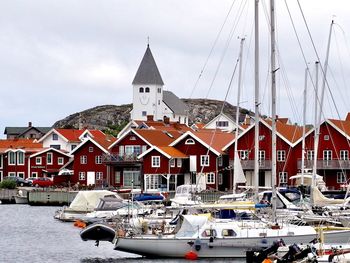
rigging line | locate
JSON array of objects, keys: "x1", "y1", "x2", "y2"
[
  {"x1": 189, "y1": 0, "x2": 238, "y2": 99},
  {"x1": 196, "y1": 51, "x2": 241, "y2": 191},
  {"x1": 296, "y1": 2, "x2": 344, "y2": 128},
  {"x1": 205, "y1": 0, "x2": 248, "y2": 99}
]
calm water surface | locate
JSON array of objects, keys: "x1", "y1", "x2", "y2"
[{"x1": 0, "y1": 205, "x2": 243, "y2": 263}]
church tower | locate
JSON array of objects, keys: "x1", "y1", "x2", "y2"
[{"x1": 131, "y1": 44, "x2": 164, "y2": 121}]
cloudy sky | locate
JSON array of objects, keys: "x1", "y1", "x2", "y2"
[{"x1": 1, "y1": 0, "x2": 350, "y2": 138}]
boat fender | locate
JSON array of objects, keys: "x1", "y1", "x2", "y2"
[
  {"x1": 185, "y1": 251, "x2": 198, "y2": 260},
  {"x1": 194, "y1": 238, "x2": 201, "y2": 251},
  {"x1": 209, "y1": 236, "x2": 214, "y2": 249}
]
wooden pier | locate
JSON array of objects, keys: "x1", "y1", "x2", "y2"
[{"x1": 28, "y1": 190, "x2": 77, "y2": 206}]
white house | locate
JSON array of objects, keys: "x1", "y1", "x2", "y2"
[{"x1": 204, "y1": 112, "x2": 244, "y2": 132}]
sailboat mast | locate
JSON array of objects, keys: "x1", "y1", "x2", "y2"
[
  {"x1": 233, "y1": 38, "x2": 245, "y2": 193},
  {"x1": 270, "y1": 0, "x2": 277, "y2": 222},
  {"x1": 301, "y1": 68, "x2": 308, "y2": 185},
  {"x1": 253, "y1": 0, "x2": 260, "y2": 202}
]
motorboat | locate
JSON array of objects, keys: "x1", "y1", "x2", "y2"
[
  {"x1": 170, "y1": 184, "x2": 202, "y2": 207},
  {"x1": 14, "y1": 190, "x2": 28, "y2": 204}
]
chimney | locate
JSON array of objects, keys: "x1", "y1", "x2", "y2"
[
  {"x1": 28, "y1": 122, "x2": 32, "y2": 127},
  {"x1": 163, "y1": 116, "x2": 170, "y2": 124},
  {"x1": 244, "y1": 115, "x2": 250, "y2": 125},
  {"x1": 346, "y1": 112, "x2": 350, "y2": 122},
  {"x1": 147, "y1": 115, "x2": 154, "y2": 121}
]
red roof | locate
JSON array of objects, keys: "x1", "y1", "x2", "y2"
[
  {"x1": 328, "y1": 119, "x2": 350, "y2": 137},
  {"x1": 0, "y1": 139, "x2": 43, "y2": 153},
  {"x1": 135, "y1": 129, "x2": 182, "y2": 147},
  {"x1": 93, "y1": 135, "x2": 117, "y2": 151},
  {"x1": 264, "y1": 119, "x2": 309, "y2": 144},
  {"x1": 158, "y1": 146, "x2": 188, "y2": 158},
  {"x1": 55, "y1": 129, "x2": 105, "y2": 142},
  {"x1": 192, "y1": 130, "x2": 235, "y2": 154}
]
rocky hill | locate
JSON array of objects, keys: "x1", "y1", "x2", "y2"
[{"x1": 53, "y1": 98, "x2": 252, "y2": 132}]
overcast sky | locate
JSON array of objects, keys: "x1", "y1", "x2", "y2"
[{"x1": 1, "y1": 0, "x2": 350, "y2": 138}]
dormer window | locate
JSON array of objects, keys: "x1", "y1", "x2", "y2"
[
  {"x1": 139, "y1": 87, "x2": 144, "y2": 93},
  {"x1": 185, "y1": 138, "x2": 195, "y2": 145},
  {"x1": 145, "y1": 87, "x2": 150, "y2": 93},
  {"x1": 130, "y1": 136, "x2": 136, "y2": 141}
]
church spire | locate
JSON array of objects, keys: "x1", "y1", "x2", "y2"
[{"x1": 132, "y1": 45, "x2": 164, "y2": 86}]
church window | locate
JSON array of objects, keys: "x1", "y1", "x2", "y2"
[
  {"x1": 139, "y1": 87, "x2": 144, "y2": 93},
  {"x1": 145, "y1": 87, "x2": 150, "y2": 93}
]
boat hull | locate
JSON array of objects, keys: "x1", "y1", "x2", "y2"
[
  {"x1": 80, "y1": 223, "x2": 115, "y2": 242},
  {"x1": 14, "y1": 195, "x2": 28, "y2": 204}
]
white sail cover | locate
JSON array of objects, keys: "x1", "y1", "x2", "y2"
[
  {"x1": 234, "y1": 152, "x2": 246, "y2": 184},
  {"x1": 311, "y1": 187, "x2": 344, "y2": 206},
  {"x1": 68, "y1": 190, "x2": 122, "y2": 211},
  {"x1": 175, "y1": 214, "x2": 209, "y2": 238}
]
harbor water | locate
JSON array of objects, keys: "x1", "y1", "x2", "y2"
[{"x1": 0, "y1": 205, "x2": 242, "y2": 262}]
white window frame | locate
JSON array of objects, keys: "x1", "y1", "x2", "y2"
[
  {"x1": 89, "y1": 147, "x2": 94, "y2": 153},
  {"x1": 80, "y1": 155, "x2": 87, "y2": 164},
  {"x1": 36, "y1": 157, "x2": 42, "y2": 165},
  {"x1": 0, "y1": 155, "x2": 2, "y2": 169},
  {"x1": 151, "y1": 156, "x2": 160, "y2": 167},
  {"x1": 177, "y1": 158, "x2": 182, "y2": 167},
  {"x1": 323, "y1": 150, "x2": 332, "y2": 160},
  {"x1": 96, "y1": 172, "x2": 103, "y2": 180},
  {"x1": 31, "y1": 172, "x2": 38, "y2": 178},
  {"x1": 58, "y1": 157, "x2": 64, "y2": 165},
  {"x1": 0, "y1": 171, "x2": 3, "y2": 181},
  {"x1": 324, "y1": 135, "x2": 330, "y2": 141},
  {"x1": 277, "y1": 150, "x2": 286, "y2": 162},
  {"x1": 279, "y1": 172, "x2": 288, "y2": 184},
  {"x1": 8, "y1": 172, "x2": 16, "y2": 177},
  {"x1": 185, "y1": 138, "x2": 195, "y2": 145},
  {"x1": 52, "y1": 133, "x2": 58, "y2": 141},
  {"x1": 218, "y1": 173, "x2": 223, "y2": 185},
  {"x1": 200, "y1": 155, "x2": 210, "y2": 166},
  {"x1": 79, "y1": 172, "x2": 86, "y2": 180},
  {"x1": 17, "y1": 172, "x2": 25, "y2": 179},
  {"x1": 340, "y1": 150, "x2": 349, "y2": 161},
  {"x1": 8, "y1": 152, "x2": 16, "y2": 165},
  {"x1": 258, "y1": 150, "x2": 265, "y2": 160},
  {"x1": 337, "y1": 172, "x2": 347, "y2": 184},
  {"x1": 239, "y1": 150, "x2": 249, "y2": 160},
  {"x1": 95, "y1": 155, "x2": 102, "y2": 164},
  {"x1": 307, "y1": 150, "x2": 314, "y2": 160},
  {"x1": 47, "y1": 152, "x2": 53, "y2": 165},
  {"x1": 206, "y1": 172, "x2": 215, "y2": 184},
  {"x1": 170, "y1": 158, "x2": 175, "y2": 167},
  {"x1": 217, "y1": 156, "x2": 223, "y2": 166},
  {"x1": 17, "y1": 151, "x2": 25, "y2": 165}
]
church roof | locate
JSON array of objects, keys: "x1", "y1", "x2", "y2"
[
  {"x1": 163, "y1": 90, "x2": 188, "y2": 115},
  {"x1": 132, "y1": 45, "x2": 164, "y2": 86}
]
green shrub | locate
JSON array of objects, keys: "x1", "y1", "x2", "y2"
[{"x1": 0, "y1": 179, "x2": 17, "y2": 189}]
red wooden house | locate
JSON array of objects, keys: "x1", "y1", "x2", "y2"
[{"x1": 69, "y1": 133, "x2": 116, "y2": 187}]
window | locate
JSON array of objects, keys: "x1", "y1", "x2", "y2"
[
  {"x1": 170, "y1": 159, "x2": 175, "y2": 167},
  {"x1": 177, "y1": 158, "x2": 182, "y2": 167},
  {"x1": 340, "y1": 150, "x2": 349, "y2": 160},
  {"x1": 71, "y1": 145, "x2": 76, "y2": 151},
  {"x1": 206, "y1": 173, "x2": 215, "y2": 184},
  {"x1": 17, "y1": 152, "x2": 25, "y2": 165},
  {"x1": 218, "y1": 156, "x2": 223, "y2": 166},
  {"x1": 95, "y1": 155, "x2": 102, "y2": 164},
  {"x1": 146, "y1": 175, "x2": 160, "y2": 190},
  {"x1": 31, "y1": 172, "x2": 38, "y2": 178},
  {"x1": 259, "y1": 135, "x2": 265, "y2": 141},
  {"x1": 8, "y1": 152, "x2": 16, "y2": 165},
  {"x1": 123, "y1": 169, "x2": 141, "y2": 187},
  {"x1": 200, "y1": 155, "x2": 209, "y2": 166},
  {"x1": 218, "y1": 173, "x2": 223, "y2": 185},
  {"x1": 279, "y1": 172, "x2": 288, "y2": 184},
  {"x1": 89, "y1": 147, "x2": 94, "y2": 152},
  {"x1": 139, "y1": 87, "x2": 144, "y2": 93},
  {"x1": 324, "y1": 135, "x2": 330, "y2": 141},
  {"x1": 145, "y1": 87, "x2": 150, "y2": 93},
  {"x1": 142, "y1": 111, "x2": 147, "y2": 116},
  {"x1": 130, "y1": 136, "x2": 136, "y2": 141},
  {"x1": 222, "y1": 229, "x2": 237, "y2": 237},
  {"x1": 216, "y1": 121, "x2": 229, "y2": 127},
  {"x1": 119, "y1": 146, "x2": 124, "y2": 156},
  {"x1": 142, "y1": 145, "x2": 147, "y2": 153},
  {"x1": 17, "y1": 172, "x2": 25, "y2": 179},
  {"x1": 323, "y1": 150, "x2": 332, "y2": 160},
  {"x1": 258, "y1": 151, "x2": 265, "y2": 160},
  {"x1": 277, "y1": 150, "x2": 286, "y2": 162},
  {"x1": 52, "y1": 134, "x2": 58, "y2": 140},
  {"x1": 47, "y1": 153, "x2": 53, "y2": 165},
  {"x1": 115, "y1": 171, "x2": 121, "y2": 184},
  {"x1": 157, "y1": 87, "x2": 161, "y2": 93},
  {"x1": 58, "y1": 157, "x2": 64, "y2": 165},
  {"x1": 50, "y1": 145, "x2": 61, "y2": 150},
  {"x1": 96, "y1": 172, "x2": 103, "y2": 180},
  {"x1": 307, "y1": 150, "x2": 314, "y2": 160},
  {"x1": 337, "y1": 172, "x2": 347, "y2": 183},
  {"x1": 8, "y1": 172, "x2": 16, "y2": 177},
  {"x1": 185, "y1": 138, "x2": 195, "y2": 145},
  {"x1": 36, "y1": 157, "x2": 42, "y2": 165},
  {"x1": 80, "y1": 155, "x2": 87, "y2": 164},
  {"x1": 79, "y1": 172, "x2": 86, "y2": 180},
  {"x1": 152, "y1": 156, "x2": 160, "y2": 167},
  {"x1": 201, "y1": 229, "x2": 217, "y2": 237},
  {"x1": 239, "y1": 150, "x2": 249, "y2": 160}
]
